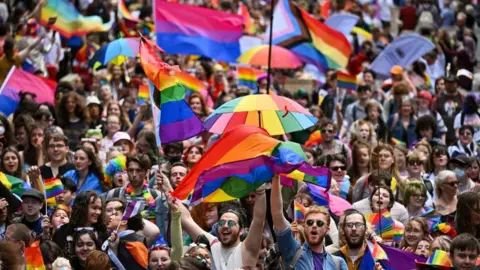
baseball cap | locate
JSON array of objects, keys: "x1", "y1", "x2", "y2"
[
  {"x1": 390, "y1": 65, "x2": 403, "y2": 75},
  {"x1": 112, "y1": 132, "x2": 134, "y2": 149},
  {"x1": 417, "y1": 90, "x2": 433, "y2": 103},
  {"x1": 450, "y1": 155, "x2": 471, "y2": 168},
  {"x1": 86, "y1": 96, "x2": 101, "y2": 107}
]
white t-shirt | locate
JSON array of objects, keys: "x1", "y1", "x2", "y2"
[
  {"x1": 453, "y1": 112, "x2": 480, "y2": 142},
  {"x1": 210, "y1": 240, "x2": 243, "y2": 270}
]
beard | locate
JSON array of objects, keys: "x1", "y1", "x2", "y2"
[
  {"x1": 219, "y1": 230, "x2": 240, "y2": 248},
  {"x1": 345, "y1": 231, "x2": 365, "y2": 249},
  {"x1": 306, "y1": 233, "x2": 325, "y2": 247}
]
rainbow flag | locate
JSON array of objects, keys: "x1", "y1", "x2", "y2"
[
  {"x1": 140, "y1": 38, "x2": 204, "y2": 144},
  {"x1": 304, "y1": 130, "x2": 323, "y2": 147},
  {"x1": 270, "y1": 0, "x2": 352, "y2": 69},
  {"x1": 26, "y1": 241, "x2": 46, "y2": 270},
  {"x1": 367, "y1": 240, "x2": 388, "y2": 260},
  {"x1": 75, "y1": 42, "x2": 99, "y2": 63},
  {"x1": 391, "y1": 138, "x2": 407, "y2": 147},
  {"x1": 337, "y1": 71, "x2": 357, "y2": 91},
  {"x1": 0, "y1": 172, "x2": 30, "y2": 197},
  {"x1": 155, "y1": 2, "x2": 244, "y2": 62},
  {"x1": 137, "y1": 84, "x2": 149, "y2": 105},
  {"x1": 44, "y1": 178, "x2": 63, "y2": 199},
  {"x1": 118, "y1": 0, "x2": 140, "y2": 22},
  {"x1": 237, "y1": 66, "x2": 263, "y2": 89},
  {"x1": 365, "y1": 210, "x2": 395, "y2": 239},
  {"x1": 175, "y1": 125, "x2": 330, "y2": 202},
  {"x1": 40, "y1": 0, "x2": 114, "y2": 38},
  {"x1": 425, "y1": 250, "x2": 453, "y2": 267},
  {"x1": 238, "y1": 3, "x2": 256, "y2": 35},
  {"x1": 294, "y1": 201, "x2": 306, "y2": 221}
]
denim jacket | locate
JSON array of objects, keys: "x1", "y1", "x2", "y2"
[{"x1": 275, "y1": 225, "x2": 347, "y2": 270}]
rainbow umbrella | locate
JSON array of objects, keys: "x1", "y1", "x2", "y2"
[
  {"x1": 88, "y1": 38, "x2": 140, "y2": 69},
  {"x1": 204, "y1": 94, "x2": 317, "y2": 136},
  {"x1": 237, "y1": 45, "x2": 302, "y2": 69}
]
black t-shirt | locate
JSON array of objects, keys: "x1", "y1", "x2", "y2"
[
  {"x1": 40, "y1": 163, "x2": 75, "y2": 179},
  {"x1": 21, "y1": 216, "x2": 43, "y2": 239}
]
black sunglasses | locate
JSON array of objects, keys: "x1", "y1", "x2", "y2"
[
  {"x1": 434, "y1": 151, "x2": 446, "y2": 157},
  {"x1": 444, "y1": 181, "x2": 459, "y2": 187},
  {"x1": 331, "y1": 166, "x2": 346, "y2": 171},
  {"x1": 408, "y1": 160, "x2": 422, "y2": 166},
  {"x1": 306, "y1": 219, "x2": 325, "y2": 227}
]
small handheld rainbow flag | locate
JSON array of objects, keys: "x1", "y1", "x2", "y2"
[
  {"x1": 294, "y1": 200, "x2": 306, "y2": 221},
  {"x1": 365, "y1": 210, "x2": 396, "y2": 240},
  {"x1": 44, "y1": 178, "x2": 63, "y2": 199},
  {"x1": 238, "y1": 3, "x2": 256, "y2": 35},
  {"x1": 237, "y1": 66, "x2": 263, "y2": 90},
  {"x1": 137, "y1": 84, "x2": 149, "y2": 105},
  {"x1": 118, "y1": 0, "x2": 140, "y2": 22},
  {"x1": 367, "y1": 240, "x2": 388, "y2": 260},
  {"x1": 391, "y1": 138, "x2": 407, "y2": 147},
  {"x1": 26, "y1": 241, "x2": 46, "y2": 270},
  {"x1": 337, "y1": 71, "x2": 357, "y2": 91}
]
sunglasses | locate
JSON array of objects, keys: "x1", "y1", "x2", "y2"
[
  {"x1": 218, "y1": 219, "x2": 237, "y2": 228},
  {"x1": 408, "y1": 160, "x2": 422, "y2": 166},
  {"x1": 444, "y1": 181, "x2": 459, "y2": 187},
  {"x1": 434, "y1": 152, "x2": 446, "y2": 157},
  {"x1": 331, "y1": 166, "x2": 346, "y2": 171},
  {"x1": 322, "y1": 129, "x2": 335, "y2": 134},
  {"x1": 306, "y1": 219, "x2": 325, "y2": 227}
]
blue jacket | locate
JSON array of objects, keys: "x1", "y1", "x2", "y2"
[
  {"x1": 63, "y1": 170, "x2": 103, "y2": 194},
  {"x1": 276, "y1": 226, "x2": 347, "y2": 270},
  {"x1": 387, "y1": 114, "x2": 417, "y2": 148}
]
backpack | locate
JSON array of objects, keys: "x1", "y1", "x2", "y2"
[
  {"x1": 422, "y1": 173, "x2": 434, "y2": 197},
  {"x1": 417, "y1": 10, "x2": 434, "y2": 29}
]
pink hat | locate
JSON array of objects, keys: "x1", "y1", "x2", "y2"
[{"x1": 112, "y1": 132, "x2": 134, "y2": 149}]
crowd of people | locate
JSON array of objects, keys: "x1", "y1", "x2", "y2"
[{"x1": 0, "y1": 0, "x2": 479, "y2": 269}]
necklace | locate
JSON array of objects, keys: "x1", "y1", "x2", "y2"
[
  {"x1": 125, "y1": 182, "x2": 156, "y2": 219},
  {"x1": 221, "y1": 248, "x2": 235, "y2": 266}
]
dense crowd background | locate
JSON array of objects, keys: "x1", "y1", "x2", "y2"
[{"x1": 0, "y1": 0, "x2": 479, "y2": 269}]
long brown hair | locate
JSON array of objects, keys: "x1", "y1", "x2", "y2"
[
  {"x1": 348, "y1": 140, "x2": 371, "y2": 185},
  {"x1": 0, "y1": 146, "x2": 26, "y2": 180},
  {"x1": 371, "y1": 143, "x2": 401, "y2": 192},
  {"x1": 190, "y1": 203, "x2": 218, "y2": 231},
  {"x1": 76, "y1": 146, "x2": 109, "y2": 191},
  {"x1": 188, "y1": 92, "x2": 209, "y2": 117},
  {"x1": 400, "y1": 217, "x2": 429, "y2": 249}
]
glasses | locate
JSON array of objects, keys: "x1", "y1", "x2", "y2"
[
  {"x1": 330, "y1": 166, "x2": 346, "y2": 171},
  {"x1": 444, "y1": 181, "x2": 459, "y2": 187},
  {"x1": 218, "y1": 220, "x2": 237, "y2": 228},
  {"x1": 460, "y1": 131, "x2": 473, "y2": 136},
  {"x1": 322, "y1": 129, "x2": 335, "y2": 134},
  {"x1": 408, "y1": 160, "x2": 423, "y2": 166},
  {"x1": 306, "y1": 219, "x2": 325, "y2": 227},
  {"x1": 345, "y1": 222, "x2": 365, "y2": 229},
  {"x1": 48, "y1": 144, "x2": 66, "y2": 149},
  {"x1": 411, "y1": 193, "x2": 426, "y2": 199}
]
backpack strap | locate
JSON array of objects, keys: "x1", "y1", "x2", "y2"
[
  {"x1": 288, "y1": 246, "x2": 304, "y2": 270},
  {"x1": 461, "y1": 112, "x2": 465, "y2": 126},
  {"x1": 352, "y1": 105, "x2": 358, "y2": 122}
]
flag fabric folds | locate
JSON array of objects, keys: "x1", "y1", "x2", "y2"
[
  {"x1": 155, "y1": 2, "x2": 243, "y2": 62},
  {"x1": 44, "y1": 178, "x2": 63, "y2": 199},
  {"x1": 137, "y1": 84, "x2": 149, "y2": 105},
  {"x1": 40, "y1": 0, "x2": 114, "y2": 38},
  {"x1": 379, "y1": 244, "x2": 427, "y2": 269},
  {"x1": 269, "y1": 0, "x2": 352, "y2": 70},
  {"x1": 337, "y1": 71, "x2": 357, "y2": 91},
  {"x1": 118, "y1": 0, "x2": 140, "y2": 22},
  {"x1": 123, "y1": 200, "x2": 143, "y2": 220},
  {"x1": 238, "y1": 3, "x2": 256, "y2": 35},
  {"x1": 0, "y1": 67, "x2": 56, "y2": 117},
  {"x1": 26, "y1": 241, "x2": 46, "y2": 270},
  {"x1": 294, "y1": 201, "x2": 306, "y2": 221},
  {"x1": 191, "y1": 155, "x2": 330, "y2": 204},
  {"x1": 0, "y1": 172, "x2": 31, "y2": 197},
  {"x1": 140, "y1": 38, "x2": 204, "y2": 144},
  {"x1": 237, "y1": 66, "x2": 263, "y2": 89}
]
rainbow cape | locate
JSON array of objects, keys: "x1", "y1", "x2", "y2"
[
  {"x1": 294, "y1": 200, "x2": 306, "y2": 221},
  {"x1": 44, "y1": 178, "x2": 63, "y2": 199},
  {"x1": 137, "y1": 84, "x2": 149, "y2": 105},
  {"x1": 337, "y1": 71, "x2": 357, "y2": 91},
  {"x1": 270, "y1": 0, "x2": 352, "y2": 69},
  {"x1": 40, "y1": 0, "x2": 114, "y2": 38},
  {"x1": 26, "y1": 241, "x2": 46, "y2": 270},
  {"x1": 237, "y1": 66, "x2": 263, "y2": 89},
  {"x1": 0, "y1": 172, "x2": 30, "y2": 197},
  {"x1": 174, "y1": 124, "x2": 330, "y2": 201}
]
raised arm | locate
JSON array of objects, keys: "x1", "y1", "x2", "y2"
[
  {"x1": 142, "y1": 218, "x2": 160, "y2": 247},
  {"x1": 166, "y1": 193, "x2": 184, "y2": 262},
  {"x1": 242, "y1": 185, "x2": 267, "y2": 266},
  {"x1": 176, "y1": 197, "x2": 215, "y2": 244},
  {"x1": 17, "y1": 36, "x2": 43, "y2": 63},
  {"x1": 271, "y1": 175, "x2": 289, "y2": 232}
]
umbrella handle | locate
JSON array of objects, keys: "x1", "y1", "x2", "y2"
[{"x1": 282, "y1": 106, "x2": 289, "y2": 118}]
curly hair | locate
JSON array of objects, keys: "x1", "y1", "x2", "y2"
[
  {"x1": 56, "y1": 91, "x2": 85, "y2": 127},
  {"x1": 76, "y1": 146, "x2": 109, "y2": 191},
  {"x1": 191, "y1": 203, "x2": 218, "y2": 231},
  {"x1": 66, "y1": 191, "x2": 107, "y2": 237},
  {"x1": 415, "y1": 115, "x2": 437, "y2": 139}
]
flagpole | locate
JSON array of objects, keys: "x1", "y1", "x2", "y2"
[{"x1": 266, "y1": 0, "x2": 275, "y2": 95}]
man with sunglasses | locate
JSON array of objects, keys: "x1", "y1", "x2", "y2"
[
  {"x1": 271, "y1": 176, "x2": 347, "y2": 269},
  {"x1": 315, "y1": 120, "x2": 350, "y2": 161},
  {"x1": 333, "y1": 209, "x2": 383, "y2": 270},
  {"x1": 450, "y1": 156, "x2": 476, "y2": 194},
  {"x1": 177, "y1": 185, "x2": 267, "y2": 269}
]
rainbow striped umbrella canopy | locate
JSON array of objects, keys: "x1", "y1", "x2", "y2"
[
  {"x1": 89, "y1": 38, "x2": 140, "y2": 69},
  {"x1": 237, "y1": 45, "x2": 302, "y2": 69},
  {"x1": 204, "y1": 94, "x2": 317, "y2": 135}
]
